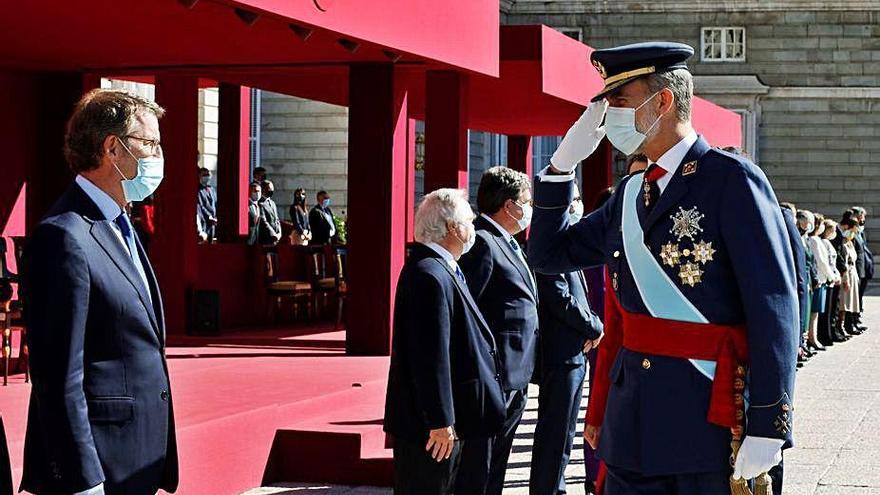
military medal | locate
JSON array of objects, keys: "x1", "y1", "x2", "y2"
[
  {"x1": 670, "y1": 206, "x2": 704, "y2": 241},
  {"x1": 678, "y1": 262, "x2": 703, "y2": 287},
  {"x1": 643, "y1": 181, "x2": 652, "y2": 207},
  {"x1": 659, "y1": 242, "x2": 682, "y2": 267},
  {"x1": 692, "y1": 240, "x2": 716, "y2": 264}
]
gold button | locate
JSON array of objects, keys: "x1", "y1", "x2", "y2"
[
  {"x1": 642, "y1": 358, "x2": 651, "y2": 370},
  {"x1": 613, "y1": 250, "x2": 620, "y2": 258}
]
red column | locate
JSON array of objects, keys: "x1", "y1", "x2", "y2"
[
  {"x1": 581, "y1": 140, "x2": 613, "y2": 211},
  {"x1": 405, "y1": 118, "x2": 417, "y2": 242},
  {"x1": 346, "y1": 64, "x2": 408, "y2": 356},
  {"x1": 153, "y1": 74, "x2": 200, "y2": 335},
  {"x1": 0, "y1": 71, "x2": 37, "y2": 234},
  {"x1": 507, "y1": 135, "x2": 533, "y2": 178},
  {"x1": 217, "y1": 83, "x2": 251, "y2": 240},
  {"x1": 424, "y1": 71, "x2": 468, "y2": 193}
]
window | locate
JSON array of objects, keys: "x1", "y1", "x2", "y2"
[
  {"x1": 249, "y1": 88, "x2": 261, "y2": 170},
  {"x1": 556, "y1": 27, "x2": 583, "y2": 42},
  {"x1": 701, "y1": 27, "x2": 745, "y2": 62}
]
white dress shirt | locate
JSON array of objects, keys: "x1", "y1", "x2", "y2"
[
  {"x1": 480, "y1": 214, "x2": 536, "y2": 292},
  {"x1": 649, "y1": 130, "x2": 697, "y2": 194},
  {"x1": 75, "y1": 175, "x2": 126, "y2": 245},
  {"x1": 425, "y1": 242, "x2": 462, "y2": 275}
]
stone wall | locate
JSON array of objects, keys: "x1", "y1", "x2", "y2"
[{"x1": 505, "y1": 5, "x2": 880, "y2": 250}]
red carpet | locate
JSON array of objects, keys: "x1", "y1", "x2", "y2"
[{"x1": 0, "y1": 325, "x2": 392, "y2": 495}]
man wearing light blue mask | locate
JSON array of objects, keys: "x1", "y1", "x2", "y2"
[
  {"x1": 309, "y1": 190, "x2": 337, "y2": 246},
  {"x1": 528, "y1": 42, "x2": 798, "y2": 495},
  {"x1": 21, "y1": 89, "x2": 177, "y2": 495}
]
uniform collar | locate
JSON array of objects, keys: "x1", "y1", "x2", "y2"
[
  {"x1": 651, "y1": 130, "x2": 698, "y2": 176},
  {"x1": 75, "y1": 175, "x2": 124, "y2": 221}
]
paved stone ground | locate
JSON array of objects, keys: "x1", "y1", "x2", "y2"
[{"x1": 243, "y1": 295, "x2": 880, "y2": 495}]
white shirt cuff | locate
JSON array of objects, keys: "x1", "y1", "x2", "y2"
[
  {"x1": 536, "y1": 165, "x2": 576, "y2": 183},
  {"x1": 75, "y1": 482, "x2": 104, "y2": 495}
]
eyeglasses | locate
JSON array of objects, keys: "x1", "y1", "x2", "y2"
[{"x1": 123, "y1": 135, "x2": 162, "y2": 154}]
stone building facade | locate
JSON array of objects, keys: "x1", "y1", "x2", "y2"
[{"x1": 503, "y1": 0, "x2": 880, "y2": 253}]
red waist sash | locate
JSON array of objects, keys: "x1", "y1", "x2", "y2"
[{"x1": 619, "y1": 308, "x2": 749, "y2": 429}]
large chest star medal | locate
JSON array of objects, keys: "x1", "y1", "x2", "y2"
[{"x1": 661, "y1": 206, "x2": 715, "y2": 287}]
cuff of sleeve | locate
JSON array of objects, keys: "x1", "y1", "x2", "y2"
[
  {"x1": 536, "y1": 165, "x2": 576, "y2": 183},
  {"x1": 746, "y1": 393, "x2": 793, "y2": 443}
]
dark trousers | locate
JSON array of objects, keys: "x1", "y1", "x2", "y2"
[
  {"x1": 859, "y1": 277, "x2": 869, "y2": 317},
  {"x1": 456, "y1": 388, "x2": 527, "y2": 495},
  {"x1": 583, "y1": 349, "x2": 601, "y2": 485},
  {"x1": 392, "y1": 435, "x2": 463, "y2": 495},
  {"x1": 604, "y1": 464, "x2": 730, "y2": 495},
  {"x1": 769, "y1": 454, "x2": 783, "y2": 495},
  {"x1": 530, "y1": 363, "x2": 587, "y2": 495}
]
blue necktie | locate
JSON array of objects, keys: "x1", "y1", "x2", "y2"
[
  {"x1": 454, "y1": 264, "x2": 466, "y2": 284},
  {"x1": 115, "y1": 213, "x2": 152, "y2": 303}
]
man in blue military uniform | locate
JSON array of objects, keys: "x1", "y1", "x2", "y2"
[{"x1": 528, "y1": 42, "x2": 798, "y2": 494}]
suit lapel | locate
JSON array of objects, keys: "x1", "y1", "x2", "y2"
[
  {"x1": 431, "y1": 258, "x2": 497, "y2": 348},
  {"x1": 134, "y1": 231, "x2": 165, "y2": 344},
  {"x1": 642, "y1": 136, "x2": 711, "y2": 234},
  {"x1": 477, "y1": 218, "x2": 537, "y2": 302},
  {"x1": 90, "y1": 221, "x2": 161, "y2": 338}
]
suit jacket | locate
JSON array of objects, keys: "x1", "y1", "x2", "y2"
[
  {"x1": 383, "y1": 243, "x2": 506, "y2": 443},
  {"x1": 536, "y1": 270, "x2": 603, "y2": 367},
  {"x1": 289, "y1": 205, "x2": 311, "y2": 235},
  {"x1": 782, "y1": 209, "x2": 808, "y2": 331},
  {"x1": 529, "y1": 136, "x2": 798, "y2": 475},
  {"x1": 258, "y1": 197, "x2": 281, "y2": 245},
  {"x1": 853, "y1": 230, "x2": 867, "y2": 278},
  {"x1": 863, "y1": 232, "x2": 874, "y2": 279},
  {"x1": 196, "y1": 185, "x2": 216, "y2": 232},
  {"x1": 21, "y1": 183, "x2": 178, "y2": 495},
  {"x1": 458, "y1": 216, "x2": 539, "y2": 392},
  {"x1": 247, "y1": 200, "x2": 261, "y2": 246},
  {"x1": 308, "y1": 206, "x2": 335, "y2": 245}
]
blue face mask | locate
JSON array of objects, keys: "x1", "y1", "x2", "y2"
[
  {"x1": 114, "y1": 138, "x2": 164, "y2": 202},
  {"x1": 604, "y1": 91, "x2": 662, "y2": 155},
  {"x1": 321, "y1": 199, "x2": 331, "y2": 208}
]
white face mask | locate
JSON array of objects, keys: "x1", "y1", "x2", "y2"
[
  {"x1": 454, "y1": 223, "x2": 476, "y2": 256},
  {"x1": 507, "y1": 201, "x2": 532, "y2": 233},
  {"x1": 114, "y1": 138, "x2": 164, "y2": 203},
  {"x1": 569, "y1": 200, "x2": 584, "y2": 225},
  {"x1": 604, "y1": 91, "x2": 663, "y2": 155}
]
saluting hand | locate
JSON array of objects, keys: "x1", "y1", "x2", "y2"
[
  {"x1": 550, "y1": 100, "x2": 608, "y2": 173},
  {"x1": 426, "y1": 426, "x2": 457, "y2": 462}
]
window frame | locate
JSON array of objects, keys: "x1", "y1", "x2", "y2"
[{"x1": 700, "y1": 26, "x2": 746, "y2": 63}]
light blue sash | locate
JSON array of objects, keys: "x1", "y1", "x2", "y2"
[{"x1": 620, "y1": 174, "x2": 717, "y2": 380}]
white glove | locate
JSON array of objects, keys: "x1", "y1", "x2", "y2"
[
  {"x1": 733, "y1": 436, "x2": 784, "y2": 480},
  {"x1": 550, "y1": 100, "x2": 608, "y2": 172}
]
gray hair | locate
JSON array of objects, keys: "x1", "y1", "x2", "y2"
[
  {"x1": 851, "y1": 206, "x2": 867, "y2": 217},
  {"x1": 415, "y1": 189, "x2": 474, "y2": 244},
  {"x1": 477, "y1": 166, "x2": 531, "y2": 215},
  {"x1": 645, "y1": 69, "x2": 693, "y2": 122},
  {"x1": 797, "y1": 209, "x2": 815, "y2": 226}
]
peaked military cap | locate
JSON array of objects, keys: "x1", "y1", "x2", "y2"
[{"x1": 590, "y1": 42, "x2": 695, "y2": 102}]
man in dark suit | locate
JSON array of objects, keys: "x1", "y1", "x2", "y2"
[
  {"x1": 456, "y1": 166, "x2": 538, "y2": 495},
  {"x1": 21, "y1": 89, "x2": 178, "y2": 495},
  {"x1": 384, "y1": 188, "x2": 505, "y2": 495},
  {"x1": 308, "y1": 190, "x2": 336, "y2": 245},
  {"x1": 247, "y1": 182, "x2": 261, "y2": 246},
  {"x1": 530, "y1": 187, "x2": 604, "y2": 495},
  {"x1": 196, "y1": 167, "x2": 217, "y2": 243},
  {"x1": 258, "y1": 180, "x2": 282, "y2": 246},
  {"x1": 852, "y1": 206, "x2": 872, "y2": 331}
]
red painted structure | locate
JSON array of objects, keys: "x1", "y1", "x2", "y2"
[{"x1": 0, "y1": 0, "x2": 741, "y2": 357}]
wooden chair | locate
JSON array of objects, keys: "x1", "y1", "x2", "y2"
[
  {"x1": 333, "y1": 247, "x2": 348, "y2": 330},
  {"x1": 264, "y1": 251, "x2": 313, "y2": 323},
  {"x1": 309, "y1": 246, "x2": 338, "y2": 318}
]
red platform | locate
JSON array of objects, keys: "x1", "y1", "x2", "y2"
[{"x1": 0, "y1": 325, "x2": 393, "y2": 495}]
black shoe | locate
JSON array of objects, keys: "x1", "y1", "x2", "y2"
[{"x1": 809, "y1": 342, "x2": 827, "y2": 351}]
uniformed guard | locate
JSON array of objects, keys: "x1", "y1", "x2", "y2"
[{"x1": 528, "y1": 42, "x2": 798, "y2": 495}]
